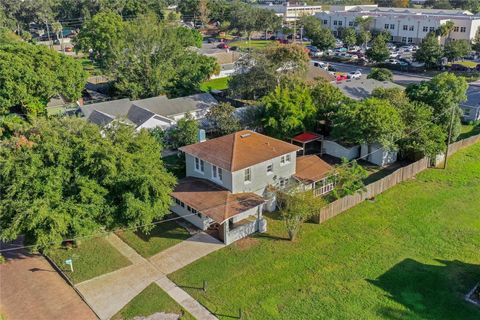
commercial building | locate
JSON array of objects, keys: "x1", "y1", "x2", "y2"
[
  {"x1": 258, "y1": 1, "x2": 322, "y2": 23},
  {"x1": 315, "y1": 5, "x2": 480, "y2": 44}
]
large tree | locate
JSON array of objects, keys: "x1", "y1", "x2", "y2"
[
  {"x1": 310, "y1": 80, "x2": 350, "y2": 129},
  {"x1": 366, "y1": 34, "x2": 390, "y2": 63},
  {"x1": 110, "y1": 14, "x2": 218, "y2": 98},
  {"x1": 0, "y1": 117, "x2": 176, "y2": 250},
  {"x1": 443, "y1": 39, "x2": 471, "y2": 61},
  {"x1": 332, "y1": 98, "x2": 404, "y2": 151},
  {"x1": 414, "y1": 32, "x2": 443, "y2": 69},
  {"x1": 261, "y1": 84, "x2": 316, "y2": 139},
  {"x1": 300, "y1": 16, "x2": 335, "y2": 50},
  {"x1": 406, "y1": 72, "x2": 468, "y2": 140},
  {"x1": 0, "y1": 40, "x2": 87, "y2": 116},
  {"x1": 205, "y1": 102, "x2": 241, "y2": 136},
  {"x1": 342, "y1": 27, "x2": 357, "y2": 48},
  {"x1": 229, "y1": 43, "x2": 309, "y2": 100},
  {"x1": 168, "y1": 113, "x2": 199, "y2": 149},
  {"x1": 367, "y1": 68, "x2": 393, "y2": 81},
  {"x1": 73, "y1": 10, "x2": 125, "y2": 69}
]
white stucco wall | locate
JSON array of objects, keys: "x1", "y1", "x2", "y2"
[
  {"x1": 184, "y1": 153, "x2": 234, "y2": 191},
  {"x1": 171, "y1": 202, "x2": 213, "y2": 230},
  {"x1": 360, "y1": 143, "x2": 397, "y2": 167}
]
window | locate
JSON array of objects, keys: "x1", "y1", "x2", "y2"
[
  {"x1": 212, "y1": 165, "x2": 222, "y2": 181},
  {"x1": 403, "y1": 25, "x2": 408, "y2": 31},
  {"x1": 323, "y1": 20, "x2": 328, "y2": 25},
  {"x1": 407, "y1": 37, "x2": 413, "y2": 43},
  {"x1": 338, "y1": 21, "x2": 343, "y2": 26},
  {"x1": 409, "y1": 25, "x2": 414, "y2": 31},
  {"x1": 267, "y1": 164, "x2": 273, "y2": 174},
  {"x1": 454, "y1": 26, "x2": 459, "y2": 32},
  {"x1": 349, "y1": 21, "x2": 354, "y2": 26},
  {"x1": 174, "y1": 198, "x2": 181, "y2": 205},
  {"x1": 180, "y1": 201, "x2": 185, "y2": 208},
  {"x1": 384, "y1": 24, "x2": 389, "y2": 29},
  {"x1": 280, "y1": 156, "x2": 286, "y2": 165},
  {"x1": 195, "y1": 157, "x2": 204, "y2": 173},
  {"x1": 286, "y1": 154, "x2": 291, "y2": 163},
  {"x1": 423, "y1": 26, "x2": 428, "y2": 32},
  {"x1": 390, "y1": 24, "x2": 395, "y2": 30},
  {"x1": 460, "y1": 27, "x2": 466, "y2": 32},
  {"x1": 279, "y1": 178, "x2": 287, "y2": 188},
  {"x1": 244, "y1": 168, "x2": 251, "y2": 183},
  {"x1": 333, "y1": 20, "x2": 337, "y2": 26},
  {"x1": 429, "y1": 27, "x2": 435, "y2": 32},
  {"x1": 402, "y1": 37, "x2": 407, "y2": 43},
  {"x1": 464, "y1": 108, "x2": 471, "y2": 116}
]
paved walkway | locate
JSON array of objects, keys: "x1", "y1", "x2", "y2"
[{"x1": 75, "y1": 232, "x2": 224, "y2": 320}]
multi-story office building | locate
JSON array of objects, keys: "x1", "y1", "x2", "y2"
[
  {"x1": 258, "y1": 1, "x2": 323, "y2": 23},
  {"x1": 315, "y1": 5, "x2": 480, "y2": 44}
]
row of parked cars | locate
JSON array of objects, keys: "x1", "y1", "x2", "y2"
[{"x1": 311, "y1": 61, "x2": 362, "y2": 81}]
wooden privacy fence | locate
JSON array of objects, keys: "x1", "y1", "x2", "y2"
[{"x1": 316, "y1": 133, "x2": 480, "y2": 224}]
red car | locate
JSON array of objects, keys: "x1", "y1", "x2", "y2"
[
  {"x1": 335, "y1": 74, "x2": 348, "y2": 81},
  {"x1": 217, "y1": 43, "x2": 229, "y2": 49}
]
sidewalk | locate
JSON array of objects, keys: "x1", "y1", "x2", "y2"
[{"x1": 75, "y1": 233, "x2": 224, "y2": 320}]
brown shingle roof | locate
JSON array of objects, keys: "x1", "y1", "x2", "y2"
[
  {"x1": 179, "y1": 130, "x2": 302, "y2": 171},
  {"x1": 294, "y1": 155, "x2": 333, "y2": 184},
  {"x1": 172, "y1": 177, "x2": 264, "y2": 224}
]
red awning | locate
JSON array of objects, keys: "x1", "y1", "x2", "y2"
[{"x1": 291, "y1": 132, "x2": 322, "y2": 144}]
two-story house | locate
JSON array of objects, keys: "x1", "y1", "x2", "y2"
[{"x1": 171, "y1": 130, "x2": 334, "y2": 245}]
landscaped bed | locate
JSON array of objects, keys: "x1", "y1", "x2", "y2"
[
  {"x1": 112, "y1": 283, "x2": 194, "y2": 320},
  {"x1": 228, "y1": 40, "x2": 275, "y2": 49},
  {"x1": 116, "y1": 219, "x2": 191, "y2": 258},
  {"x1": 48, "y1": 236, "x2": 131, "y2": 284},
  {"x1": 169, "y1": 143, "x2": 480, "y2": 319}
]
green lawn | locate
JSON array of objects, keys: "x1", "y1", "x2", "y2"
[
  {"x1": 112, "y1": 283, "x2": 194, "y2": 320},
  {"x1": 169, "y1": 143, "x2": 480, "y2": 319},
  {"x1": 458, "y1": 123, "x2": 480, "y2": 140},
  {"x1": 163, "y1": 154, "x2": 186, "y2": 179},
  {"x1": 48, "y1": 236, "x2": 131, "y2": 284},
  {"x1": 116, "y1": 219, "x2": 191, "y2": 258},
  {"x1": 449, "y1": 60, "x2": 479, "y2": 68},
  {"x1": 229, "y1": 40, "x2": 275, "y2": 49},
  {"x1": 200, "y1": 77, "x2": 230, "y2": 92},
  {"x1": 75, "y1": 57, "x2": 103, "y2": 76}
]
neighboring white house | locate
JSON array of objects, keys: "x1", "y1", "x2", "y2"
[
  {"x1": 315, "y1": 5, "x2": 480, "y2": 44},
  {"x1": 172, "y1": 130, "x2": 334, "y2": 244},
  {"x1": 79, "y1": 93, "x2": 218, "y2": 130},
  {"x1": 461, "y1": 105, "x2": 480, "y2": 122},
  {"x1": 258, "y1": 1, "x2": 323, "y2": 23}
]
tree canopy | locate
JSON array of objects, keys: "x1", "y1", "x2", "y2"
[
  {"x1": 0, "y1": 117, "x2": 176, "y2": 250},
  {"x1": 205, "y1": 102, "x2": 241, "y2": 136},
  {"x1": 300, "y1": 16, "x2": 336, "y2": 51},
  {"x1": 367, "y1": 68, "x2": 393, "y2": 82},
  {"x1": 366, "y1": 34, "x2": 390, "y2": 63},
  {"x1": 414, "y1": 32, "x2": 443, "y2": 68},
  {"x1": 0, "y1": 39, "x2": 87, "y2": 116},
  {"x1": 168, "y1": 113, "x2": 199, "y2": 149},
  {"x1": 443, "y1": 39, "x2": 471, "y2": 61},
  {"x1": 262, "y1": 84, "x2": 316, "y2": 139}
]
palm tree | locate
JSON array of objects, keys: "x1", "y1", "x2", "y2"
[
  {"x1": 52, "y1": 21, "x2": 63, "y2": 51},
  {"x1": 436, "y1": 21, "x2": 455, "y2": 45}
]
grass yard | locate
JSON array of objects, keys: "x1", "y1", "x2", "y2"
[
  {"x1": 458, "y1": 123, "x2": 480, "y2": 140},
  {"x1": 200, "y1": 77, "x2": 230, "y2": 92},
  {"x1": 48, "y1": 236, "x2": 131, "y2": 284},
  {"x1": 76, "y1": 57, "x2": 103, "y2": 76},
  {"x1": 449, "y1": 60, "x2": 479, "y2": 68},
  {"x1": 112, "y1": 283, "x2": 194, "y2": 320},
  {"x1": 116, "y1": 219, "x2": 191, "y2": 258},
  {"x1": 229, "y1": 40, "x2": 275, "y2": 49},
  {"x1": 169, "y1": 143, "x2": 480, "y2": 319}
]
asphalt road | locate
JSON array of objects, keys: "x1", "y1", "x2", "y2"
[{"x1": 327, "y1": 61, "x2": 480, "y2": 107}]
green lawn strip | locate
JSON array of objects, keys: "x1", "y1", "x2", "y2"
[
  {"x1": 458, "y1": 123, "x2": 480, "y2": 140},
  {"x1": 448, "y1": 60, "x2": 479, "y2": 68},
  {"x1": 200, "y1": 77, "x2": 230, "y2": 92},
  {"x1": 116, "y1": 220, "x2": 191, "y2": 258},
  {"x1": 163, "y1": 154, "x2": 186, "y2": 179},
  {"x1": 112, "y1": 283, "x2": 195, "y2": 320},
  {"x1": 48, "y1": 236, "x2": 131, "y2": 284},
  {"x1": 229, "y1": 40, "x2": 275, "y2": 49},
  {"x1": 169, "y1": 143, "x2": 480, "y2": 320}
]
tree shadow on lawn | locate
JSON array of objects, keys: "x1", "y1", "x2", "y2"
[{"x1": 368, "y1": 258, "x2": 480, "y2": 320}]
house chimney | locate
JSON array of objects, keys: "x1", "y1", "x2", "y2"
[{"x1": 198, "y1": 129, "x2": 206, "y2": 143}]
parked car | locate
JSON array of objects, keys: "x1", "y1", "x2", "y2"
[
  {"x1": 327, "y1": 65, "x2": 337, "y2": 72},
  {"x1": 269, "y1": 35, "x2": 276, "y2": 40},
  {"x1": 65, "y1": 47, "x2": 73, "y2": 52},
  {"x1": 347, "y1": 70, "x2": 362, "y2": 79},
  {"x1": 230, "y1": 46, "x2": 238, "y2": 51},
  {"x1": 312, "y1": 61, "x2": 328, "y2": 70},
  {"x1": 207, "y1": 38, "x2": 218, "y2": 43},
  {"x1": 217, "y1": 43, "x2": 229, "y2": 49},
  {"x1": 335, "y1": 73, "x2": 348, "y2": 81}
]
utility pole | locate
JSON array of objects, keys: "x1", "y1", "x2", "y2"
[
  {"x1": 443, "y1": 104, "x2": 456, "y2": 169},
  {"x1": 45, "y1": 20, "x2": 52, "y2": 49}
]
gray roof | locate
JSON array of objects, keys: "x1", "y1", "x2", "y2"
[
  {"x1": 334, "y1": 78, "x2": 404, "y2": 100},
  {"x1": 80, "y1": 93, "x2": 218, "y2": 128},
  {"x1": 342, "y1": 6, "x2": 473, "y2": 17},
  {"x1": 80, "y1": 98, "x2": 132, "y2": 119},
  {"x1": 132, "y1": 93, "x2": 218, "y2": 117}
]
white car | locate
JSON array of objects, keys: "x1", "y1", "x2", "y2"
[
  {"x1": 347, "y1": 70, "x2": 362, "y2": 79},
  {"x1": 312, "y1": 61, "x2": 328, "y2": 70}
]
